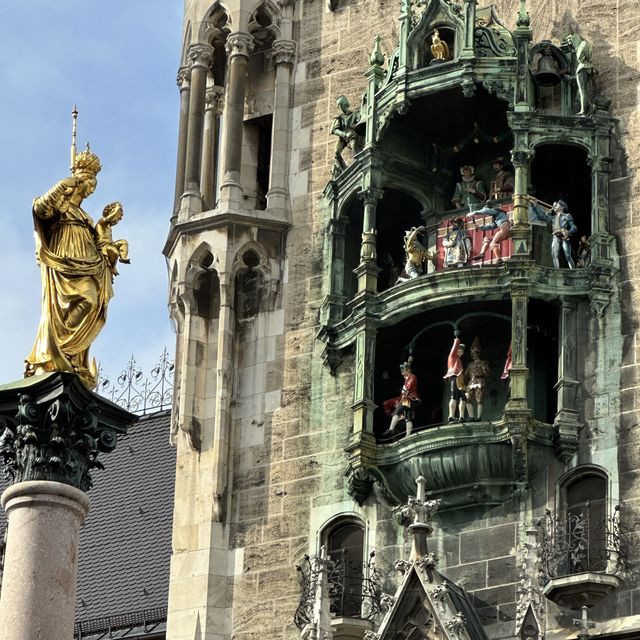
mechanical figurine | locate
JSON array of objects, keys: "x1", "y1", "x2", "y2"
[
  {"x1": 452, "y1": 165, "x2": 487, "y2": 210},
  {"x1": 382, "y1": 356, "x2": 421, "y2": 438},
  {"x1": 529, "y1": 198, "x2": 578, "y2": 268},
  {"x1": 464, "y1": 337, "x2": 490, "y2": 422},
  {"x1": 443, "y1": 330, "x2": 468, "y2": 423},
  {"x1": 488, "y1": 157, "x2": 514, "y2": 201},
  {"x1": 471, "y1": 204, "x2": 511, "y2": 264},
  {"x1": 443, "y1": 216, "x2": 472, "y2": 268},
  {"x1": 397, "y1": 226, "x2": 434, "y2": 282},
  {"x1": 430, "y1": 29, "x2": 450, "y2": 63}
]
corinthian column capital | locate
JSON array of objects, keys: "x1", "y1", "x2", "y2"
[
  {"x1": 205, "y1": 85, "x2": 225, "y2": 115},
  {"x1": 272, "y1": 39, "x2": 296, "y2": 66},
  {"x1": 187, "y1": 43, "x2": 215, "y2": 69},
  {"x1": 225, "y1": 32, "x2": 255, "y2": 60},
  {"x1": 176, "y1": 65, "x2": 191, "y2": 89}
]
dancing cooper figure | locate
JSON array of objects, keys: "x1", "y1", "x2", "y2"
[{"x1": 25, "y1": 110, "x2": 128, "y2": 388}]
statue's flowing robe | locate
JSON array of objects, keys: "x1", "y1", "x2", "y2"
[{"x1": 26, "y1": 185, "x2": 112, "y2": 387}]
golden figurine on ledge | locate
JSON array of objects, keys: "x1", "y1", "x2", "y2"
[
  {"x1": 25, "y1": 108, "x2": 129, "y2": 389},
  {"x1": 430, "y1": 29, "x2": 450, "y2": 63}
]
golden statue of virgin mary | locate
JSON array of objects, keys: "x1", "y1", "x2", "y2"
[{"x1": 25, "y1": 109, "x2": 128, "y2": 388}]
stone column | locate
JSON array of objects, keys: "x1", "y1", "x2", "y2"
[
  {"x1": 0, "y1": 373, "x2": 134, "y2": 640},
  {"x1": 461, "y1": 0, "x2": 478, "y2": 59},
  {"x1": 173, "y1": 66, "x2": 191, "y2": 218},
  {"x1": 320, "y1": 216, "x2": 348, "y2": 325},
  {"x1": 0, "y1": 482, "x2": 90, "y2": 640},
  {"x1": 266, "y1": 39, "x2": 296, "y2": 215},
  {"x1": 588, "y1": 130, "x2": 614, "y2": 269},
  {"x1": 510, "y1": 149, "x2": 533, "y2": 258},
  {"x1": 219, "y1": 32, "x2": 254, "y2": 210},
  {"x1": 181, "y1": 43, "x2": 214, "y2": 214},
  {"x1": 554, "y1": 297, "x2": 581, "y2": 461},
  {"x1": 355, "y1": 187, "x2": 383, "y2": 293},
  {"x1": 201, "y1": 85, "x2": 224, "y2": 210},
  {"x1": 513, "y1": 0, "x2": 533, "y2": 109},
  {"x1": 352, "y1": 321, "x2": 377, "y2": 436},
  {"x1": 508, "y1": 280, "x2": 530, "y2": 411}
]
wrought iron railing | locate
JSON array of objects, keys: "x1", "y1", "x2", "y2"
[
  {"x1": 537, "y1": 502, "x2": 625, "y2": 580},
  {"x1": 74, "y1": 606, "x2": 167, "y2": 638},
  {"x1": 96, "y1": 348, "x2": 174, "y2": 415},
  {"x1": 294, "y1": 550, "x2": 388, "y2": 629}
]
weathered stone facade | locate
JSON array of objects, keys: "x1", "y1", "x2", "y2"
[{"x1": 165, "y1": 1, "x2": 640, "y2": 640}]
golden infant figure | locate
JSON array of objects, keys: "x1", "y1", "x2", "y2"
[{"x1": 95, "y1": 201, "x2": 130, "y2": 276}]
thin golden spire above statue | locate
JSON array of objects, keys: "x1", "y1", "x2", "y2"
[{"x1": 70, "y1": 105, "x2": 78, "y2": 171}]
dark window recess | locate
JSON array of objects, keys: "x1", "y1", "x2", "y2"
[
  {"x1": 244, "y1": 114, "x2": 272, "y2": 211},
  {"x1": 235, "y1": 252, "x2": 264, "y2": 319},
  {"x1": 257, "y1": 115, "x2": 272, "y2": 208},
  {"x1": 327, "y1": 523, "x2": 365, "y2": 618},
  {"x1": 194, "y1": 261, "x2": 220, "y2": 320},
  {"x1": 565, "y1": 473, "x2": 608, "y2": 573}
]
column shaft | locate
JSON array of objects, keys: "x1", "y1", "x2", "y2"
[
  {"x1": 508, "y1": 284, "x2": 529, "y2": 410},
  {"x1": 0, "y1": 482, "x2": 90, "y2": 640},
  {"x1": 183, "y1": 44, "x2": 214, "y2": 198},
  {"x1": 173, "y1": 66, "x2": 191, "y2": 216},
  {"x1": 555, "y1": 298, "x2": 580, "y2": 422},
  {"x1": 266, "y1": 40, "x2": 296, "y2": 213},
  {"x1": 220, "y1": 33, "x2": 254, "y2": 208},
  {"x1": 356, "y1": 188, "x2": 383, "y2": 292},
  {"x1": 352, "y1": 326, "x2": 377, "y2": 435},
  {"x1": 201, "y1": 85, "x2": 224, "y2": 210}
]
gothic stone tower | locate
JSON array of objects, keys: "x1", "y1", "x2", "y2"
[{"x1": 164, "y1": 1, "x2": 640, "y2": 639}]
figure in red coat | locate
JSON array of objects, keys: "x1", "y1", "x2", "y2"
[
  {"x1": 443, "y1": 330, "x2": 469, "y2": 422},
  {"x1": 382, "y1": 356, "x2": 420, "y2": 438}
]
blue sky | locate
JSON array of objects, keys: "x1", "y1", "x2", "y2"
[{"x1": 0, "y1": 2, "x2": 183, "y2": 385}]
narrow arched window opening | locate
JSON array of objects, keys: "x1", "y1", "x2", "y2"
[{"x1": 323, "y1": 520, "x2": 365, "y2": 618}]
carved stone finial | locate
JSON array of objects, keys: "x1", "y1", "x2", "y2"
[
  {"x1": 516, "y1": 0, "x2": 530, "y2": 27},
  {"x1": 444, "y1": 613, "x2": 467, "y2": 635},
  {"x1": 573, "y1": 606, "x2": 596, "y2": 640},
  {"x1": 370, "y1": 34, "x2": 385, "y2": 67},
  {"x1": 515, "y1": 526, "x2": 545, "y2": 639},
  {"x1": 394, "y1": 476, "x2": 441, "y2": 563}
]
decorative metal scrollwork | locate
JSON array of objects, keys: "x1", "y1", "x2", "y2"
[
  {"x1": 537, "y1": 502, "x2": 626, "y2": 580},
  {"x1": 294, "y1": 550, "x2": 390, "y2": 629},
  {"x1": 97, "y1": 348, "x2": 174, "y2": 415}
]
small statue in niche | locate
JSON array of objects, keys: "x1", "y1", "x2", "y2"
[
  {"x1": 430, "y1": 29, "x2": 450, "y2": 64},
  {"x1": 529, "y1": 198, "x2": 578, "y2": 268},
  {"x1": 382, "y1": 356, "x2": 421, "y2": 438},
  {"x1": 443, "y1": 330, "x2": 468, "y2": 423},
  {"x1": 577, "y1": 235, "x2": 591, "y2": 268},
  {"x1": 488, "y1": 157, "x2": 514, "y2": 201},
  {"x1": 443, "y1": 216, "x2": 472, "y2": 268},
  {"x1": 464, "y1": 337, "x2": 490, "y2": 422},
  {"x1": 471, "y1": 204, "x2": 511, "y2": 265},
  {"x1": 397, "y1": 226, "x2": 434, "y2": 282},
  {"x1": 565, "y1": 33, "x2": 594, "y2": 116},
  {"x1": 452, "y1": 165, "x2": 487, "y2": 210},
  {"x1": 331, "y1": 95, "x2": 364, "y2": 173}
]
